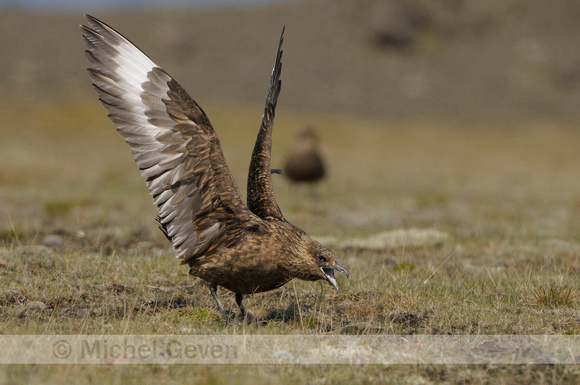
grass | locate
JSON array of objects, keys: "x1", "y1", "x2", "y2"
[
  {"x1": 1, "y1": 98, "x2": 580, "y2": 383},
  {"x1": 532, "y1": 283, "x2": 575, "y2": 309}
]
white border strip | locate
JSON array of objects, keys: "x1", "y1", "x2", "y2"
[{"x1": 2, "y1": 335, "x2": 578, "y2": 364}]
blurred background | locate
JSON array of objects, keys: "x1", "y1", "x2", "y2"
[
  {"x1": 2, "y1": 0, "x2": 580, "y2": 244},
  {"x1": 1, "y1": 0, "x2": 579, "y2": 122}
]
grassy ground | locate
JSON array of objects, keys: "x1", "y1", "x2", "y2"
[{"x1": 1, "y1": 98, "x2": 579, "y2": 383}]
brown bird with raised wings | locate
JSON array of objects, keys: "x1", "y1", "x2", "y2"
[{"x1": 80, "y1": 15, "x2": 348, "y2": 322}]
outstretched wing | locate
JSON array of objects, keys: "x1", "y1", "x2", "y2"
[
  {"x1": 81, "y1": 14, "x2": 257, "y2": 263},
  {"x1": 246, "y1": 27, "x2": 285, "y2": 221}
]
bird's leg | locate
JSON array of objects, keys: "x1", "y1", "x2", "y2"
[
  {"x1": 209, "y1": 283, "x2": 229, "y2": 322},
  {"x1": 235, "y1": 293, "x2": 246, "y2": 318}
]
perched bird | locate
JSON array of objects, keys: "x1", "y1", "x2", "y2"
[
  {"x1": 283, "y1": 126, "x2": 326, "y2": 184},
  {"x1": 80, "y1": 15, "x2": 348, "y2": 322}
]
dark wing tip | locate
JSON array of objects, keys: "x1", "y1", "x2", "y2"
[{"x1": 246, "y1": 26, "x2": 287, "y2": 220}]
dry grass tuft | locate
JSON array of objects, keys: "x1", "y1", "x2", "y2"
[{"x1": 533, "y1": 284, "x2": 575, "y2": 308}]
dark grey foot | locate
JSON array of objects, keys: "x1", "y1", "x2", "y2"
[{"x1": 209, "y1": 283, "x2": 230, "y2": 323}]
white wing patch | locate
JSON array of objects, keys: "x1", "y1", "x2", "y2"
[{"x1": 81, "y1": 15, "x2": 225, "y2": 262}]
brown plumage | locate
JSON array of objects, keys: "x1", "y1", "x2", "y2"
[
  {"x1": 80, "y1": 15, "x2": 348, "y2": 322},
  {"x1": 283, "y1": 126, "x2": 326, "y2": 183}
]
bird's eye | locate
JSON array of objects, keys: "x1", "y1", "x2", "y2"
[{"x1": 316, "y1": 254, "x2": 327, "y2": 262}]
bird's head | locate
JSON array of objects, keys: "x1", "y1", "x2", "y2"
[
  {"x1": 295, "y1": 236, "x2": 349, "y2": 292},
  {"x1": 295, "y1": 126, "x2": 320, "y2": 151}
]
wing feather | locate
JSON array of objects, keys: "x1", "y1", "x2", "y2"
[
  {"x1": 81, "y1": 14, "x2": 258, "y2": 263},
  {"x1": 246, "y1": 27, "x2": 285, "y2": 221}
]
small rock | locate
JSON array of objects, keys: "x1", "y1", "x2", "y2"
[
  {"x1": 29, "y1": 301, "x2": 46, "y2": 310},
  {"x1": 42, "y1": 234, "x2": 64, "y2": 247}
]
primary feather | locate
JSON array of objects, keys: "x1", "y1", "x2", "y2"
[{"x1": 81, "y1": 15, "x2": 253, "y2": 264}]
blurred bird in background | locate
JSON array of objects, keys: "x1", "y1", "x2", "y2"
[{"x1": 283, "y1": 126, "x2": 326, "y2": 185}]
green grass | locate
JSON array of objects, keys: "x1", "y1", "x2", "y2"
[{"x1": 1, "y1": 98, "x2": 580, "y2": 383}]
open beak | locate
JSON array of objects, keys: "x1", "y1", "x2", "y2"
[{"x1": 321, "y1": 262, "x2": 349, "y2": 293}]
